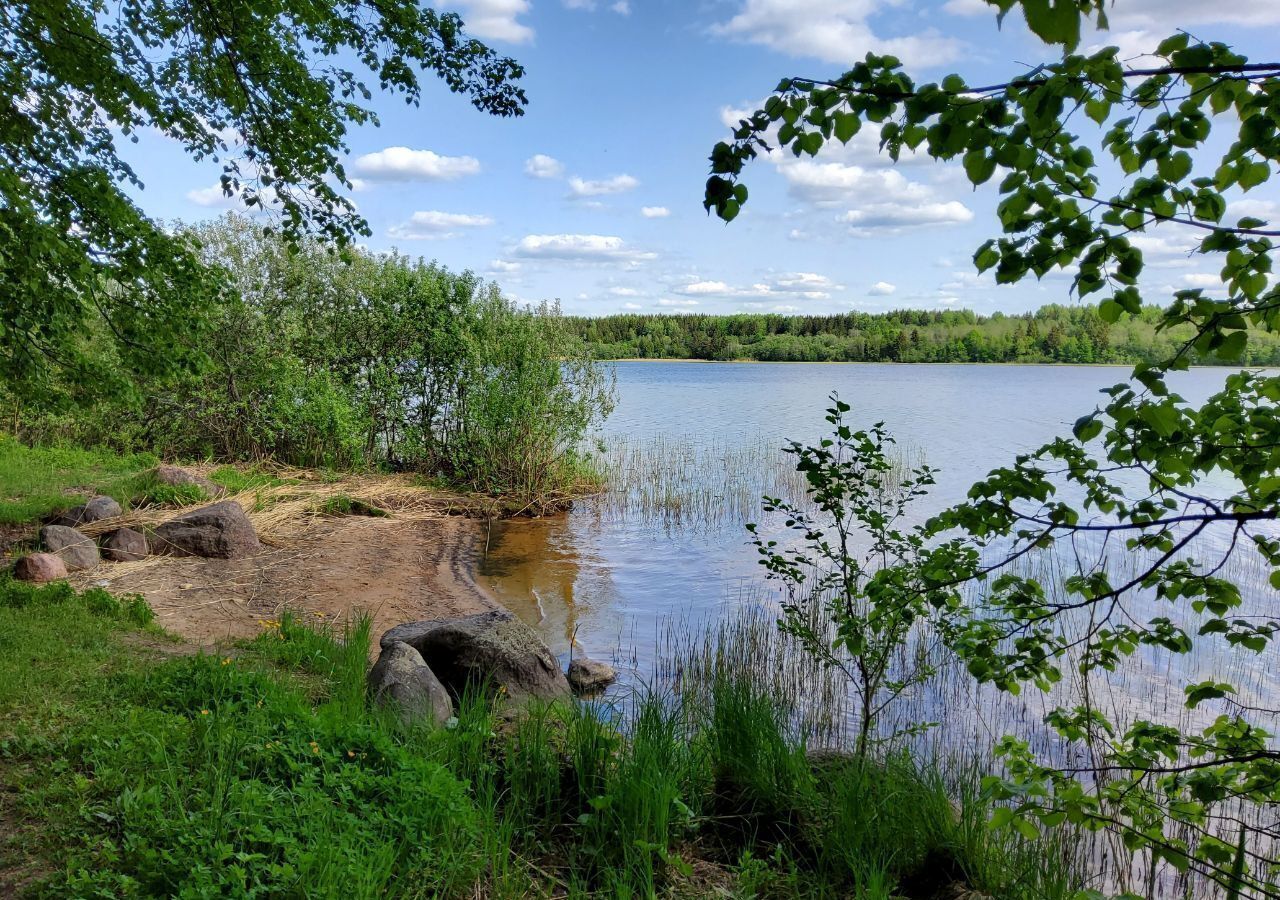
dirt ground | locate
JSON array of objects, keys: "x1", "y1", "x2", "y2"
[{"x1": 74, "y1": 515, "x2": 499, "y2": 652}]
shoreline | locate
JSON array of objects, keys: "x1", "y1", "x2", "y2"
[
  {"x1": 600, "y1": 358, "x2": 1247, "y2": 369},
  {"x1": 55, "y1": 472, "x2": 506, "y2": 651}
]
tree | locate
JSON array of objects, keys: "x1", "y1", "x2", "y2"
[
  {"x1": 1, "y1": 1, "x2": 525, "y2": 408},
  {"x1": 748, "y1": 397, "x2": 948, "y2": 760},
  {"x1": 707, "y1": 1, "x2": 1280, "y2": 894}
]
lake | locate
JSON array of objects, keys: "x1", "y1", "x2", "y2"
[
  {"x1": 480, "y1": 361, "x2": 1251, "y2": 676},
  {"x1": 479, "y1": 360, "x2": 1279, "y2": 895}
]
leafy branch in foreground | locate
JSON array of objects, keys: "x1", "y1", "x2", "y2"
[
  {"x1": 707, "y1": 0, "x2": 1280, "y2": 894},
  {"x1": 1, "y1": 0, "x2": 525, "y2": 408}
]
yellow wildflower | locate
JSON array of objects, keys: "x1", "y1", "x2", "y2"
[{"x1": 200, "y1": 709, "x2": 210, "y2": 716}]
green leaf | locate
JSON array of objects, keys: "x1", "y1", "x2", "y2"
[
  {"x1": 834, "y1": 112, "x2": 861, "y2": 144},
  {"x1": 1073, "y1": 414, "x2": 1103, "y2": 442},
  {"x1": 1239, "y1": 161, "x2": 1270, "y2": 191},
  {"x1": 964, "y1": 150, "x2": 998, "y2": 185}
]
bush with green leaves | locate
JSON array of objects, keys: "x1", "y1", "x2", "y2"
[
  {"x1": 20, "y1": 215, "x2": 613, "y2": 506},
  {"x1": 749, "y1": 396, "x2": 951, "y2": 760}
]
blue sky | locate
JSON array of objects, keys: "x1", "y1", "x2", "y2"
[{"x1": 131, "y1": 0, "x2": 1280, "y2": 317}]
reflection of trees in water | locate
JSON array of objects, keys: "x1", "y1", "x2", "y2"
[{"x1": 478, "y1": 517, "x2": 623, "y2": 661}]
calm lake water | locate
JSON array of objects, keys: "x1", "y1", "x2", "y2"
[{"x1": 480, "y1": 361, "x2": 1248, "y2": 673}]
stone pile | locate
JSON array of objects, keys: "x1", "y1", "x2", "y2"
[{"x1": 11, "y1": 468, "x2": 260, "y2": 583}]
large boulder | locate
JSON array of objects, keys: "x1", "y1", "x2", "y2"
[
  {"x1": 381, "y1": 609, "x2": 570, "y2": 703},
  {"x1": 39, "y1": 525, "x2": 99, "y2": 571},
  {"x1": 151, "y1": 464, "x2": 226, "y2": 499},
  {"x1": 48, "y1": 495, "x2": 122, "y2": 528},
  {"x1": 566, "y1": 656, "x2": 617, "y2": 696},
  {"x1": 367, "y1": 641, "x2": 453, "y2": 726},
  {"x1": 101, "y1": 527, "x2": 148, "y2": 562},
  {"x1": 151, "y1": 500, "x2": 260, "y2": 559},
  {"x1": 13, "y1": 553, "x2": 68, "y2": 583}
]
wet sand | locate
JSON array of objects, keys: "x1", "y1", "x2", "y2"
[{"x1": 77, "y1": 515, "x2": 499, "y2": 650}]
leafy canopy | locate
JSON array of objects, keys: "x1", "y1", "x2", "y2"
[
  {"x1": 707, "y1": 0, "x2": 1280, "y2": 894},
  {"x1": 1, "y1": 0, "x2": 525, "y2": 405}
]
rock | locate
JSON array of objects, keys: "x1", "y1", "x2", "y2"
[
  {"x1": 151, "y1": 464, "x2": 225, "y2": 499},
  {"x1": 151, "y1": 500, "x2": 260, "y2": 559},
  {"x1": 48, "y1": 495, "x2": 122, "y2": 528},
  {"x1": 566, "y1": 656, "x2": 617, "y2": 695},
  {"x1": 367, "y1": 641, "x2": 453, "y2": 726},
  {"x1": 382, "y1": 609, "x2": 570, "y2": 703},
  {"x1": 39, "y1": 525, "x2": 99, "y2": 571},
  {"x1": 13, "y1": 553, "x2": 68, "y2": 583},
  {"x1": 101, "y1": 527, "x2": 148, "y2": 562}
]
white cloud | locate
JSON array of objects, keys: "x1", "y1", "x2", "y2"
[
  {"x1": 387, "y1": 210, "x2": 494, "y2": 240},
  {"x1": 623, "y1": 301, "x2": 643, "y2": 310},
  {"x1": 641, "y1": 206, "x2": 671, "y2": 218},
  {"x1": 186, "y1": 183, "x2": 278, "y2": 211},
  {"x1": 781, "y1": 161, "x2": 923, "y2": 206},
  {"x1": 352, "y1": 147, "x2": 481, "y2": 182},
  {"x1": 946, "y1": 0, "x2": 1280, "y2": 27},
  {"x1": 1227, "y1": 199, "x2": 1280, "y2": 225},
  {"x1": 950, "y1": 0, "x2": 1280, "y2": 54},
  {"x1": 569, "y1": 174, "x2": 640, "y2": 197},
  {"x1": 840, "y1": 201, "x2": 973, "y2": 229},
  {"x1": 940, "y1": 0, "x2": 987, "y2": 14},
  {"x1": 512, "y1": 234, "x2": 656, "y2": 264},
  {"x1": 1181, "y1": 273, "x2": 1221, "y2": 289},
  {"x1": 1106, "y1": 0, "x2": 1280, "y2": 28},
  {"x1": 1084, "y1": 29, "x2": 1164, "y2": 62},
  {"x1": 449, "y1": 0, "x2": 534, "y2": 43},
  {"x1": 612, "y1": 1, "x2": 631, "y2": 13},
  {"x1": 672, "y1": 272, "x2": 842, "y2": 301},
  {"x1": 868, "y1": 281, "x2": 896, "y2": 296},
  {"x1": 1129, "y1": 231, "x2": 1201, "y2": 269},
  {"x1": 490, "y1": 259, "x2": 522, "y2": 273},
  {"x1": 712, "y1": 0, "x2": 965, "y2": 67},
  {"x1": 658, "y1": 298, "x2": 699, "y2": 307},
  {"x1": 524, "y1": 154, "x2": 564, "y2": 179},
  {"x1": 608, "y1": 287, "x2": 644, "y2": 297},
  {"x1": 775, "y1": 159, "x2": 974, "y2": 231},
  {"x1": 678, "y1": 280, "x2": 734, "y2": 296},
  {"x1": 186, "y1": 184, "x2": 238, "y2": 207}
]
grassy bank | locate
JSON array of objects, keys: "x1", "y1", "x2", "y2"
[{"x1": 0, "y1": 576, "x2": 1081, "y2": 898}]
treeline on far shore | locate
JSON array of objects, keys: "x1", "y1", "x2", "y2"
[{"x1": 565, "y1": 304, "x2": 1280, "y2": 365}]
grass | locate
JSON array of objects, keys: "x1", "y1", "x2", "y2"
[
  {"x1": 0, "y1": 440, "x2": 315, "y2": 529},
  {"x1": 0, "y1": 437, "x2": 157, "y2": 525},
  {"x1": 0, "y1": 577, "x2": 1084, "y2": 899}
]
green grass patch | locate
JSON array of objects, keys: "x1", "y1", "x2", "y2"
[
  {"x1": 206, "y1": 464, "x2": 296, "y2": 494},
  {"x1": 0, "y1": 437, "x2": 157, "y2": 525},
  {"x1": 0, "y1": 580, "x2": 1086, "y2": 899}
]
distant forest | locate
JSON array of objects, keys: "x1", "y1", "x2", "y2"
[{"x1": 565, "y1": 304, "x2": 1280, "y2": 365}]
